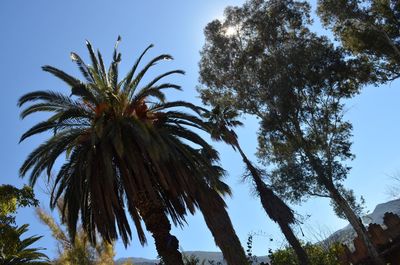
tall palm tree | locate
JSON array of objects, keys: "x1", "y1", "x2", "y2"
[
  {"x1": 0, "y1": 224, "x2": 49, "y2": 265},
  {"x1": 203, "y1": 105, "x2": 310, "y2": 265},
  {"x1": 18, "y1": 38, "x2": 247, "y2": 265}
]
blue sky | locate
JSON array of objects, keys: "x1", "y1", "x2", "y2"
[{"x1": 1, "y1": 0, "x2": 400, "y2": 260}]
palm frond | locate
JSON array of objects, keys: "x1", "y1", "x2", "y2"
[
  {"x1": 0, "y1": 224, "x2": 49, "y2": 264},
  {"x1": 20, "y1": 120, "x2": 58, "y2": 143},
  {"x1": 85, "y1": 40, "x2": 101, "y2": 80},
  {"x1": 70, "y1": 52, "x2": 94, "y2": 83},
  {"x1": 151, "y1": 100, "x2": 207, "y2": 114},
  {"x1": 97, "y1": 49, "x2": 107, "y2": 83},
  {"x1": 41, "y1": 65, "x2": 81, "y2": 87},
  {"x1": 70, "y1": 83, "x2": 98, "y2": 104},
  {"x1": 18, "y1": 90, "x2": 75, "y2": 108},
  {"x1": 125, "y1": 54, "x2": 174, "y2": 97},
  {"x1": 122, "y1": 44, "x2": 154, "y2": 92},
  {"x1": 140, "y1": 70, "x2": 185, "y2": 92}
]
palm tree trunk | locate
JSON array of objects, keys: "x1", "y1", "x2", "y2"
[
  {"x1": 196, "y1": 188, "x2": 248, "y2": 265},
  {"x1": 279, "y1": 222, "x2": 309, "y2": 265},
  {"x1": 257, "y1": 183, "x2": 309, "y2": 265},
  {"x1": 236, "y1": 144, "x2": 309, "y2": 265},
  {"x1": 324, "y1": 180, "x2": 385, "y2": 265},
  {"x1": 137, "y1": 198, "x2": 184, "y2": 265}
]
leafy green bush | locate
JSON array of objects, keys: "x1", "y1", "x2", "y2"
[{"x1": 269, "y1": 243, "x2": 344, "y2": 265}]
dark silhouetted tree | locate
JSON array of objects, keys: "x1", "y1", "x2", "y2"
[
  {"x1": 203, "y1": 105, "x2": 309, "y2": 265},
  {"x1": 198, "y1": 1, "x2": 383, "y2": 264},
  {"x1": 318, "y1": 0, "x2": 400, "y2": 82}
]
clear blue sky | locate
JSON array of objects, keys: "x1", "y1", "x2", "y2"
[{"x1": 1, "y1": 0, "x2": 400, "y2": 260}]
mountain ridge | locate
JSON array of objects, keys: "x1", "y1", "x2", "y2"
[
  {"x1": 323, "y1": 198, "x2": 400, "y2": 249},
  {"x1": 115, "y1": 251, "x2": 269, "y2": 265}
]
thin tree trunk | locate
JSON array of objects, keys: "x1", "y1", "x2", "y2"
[
  {"x1": 324, "y1": 181, "x2": 385, "y2": 265},
  {"x1": 138, "y1": 198, "x2": 184, "y2": 265},
  {"x1": 293, "y1": 129, "x2": 386, "y2": 265},
  {"x1": 236, "y1": 145, "x2": 309, "y2": 265},
  {"x1": 196, "y1": 188, "x2": 248, "y2": 265}
]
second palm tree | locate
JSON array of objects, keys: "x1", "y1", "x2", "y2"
[{"x1": 204, "y1": 105, "x2": 309, "y2": 265}]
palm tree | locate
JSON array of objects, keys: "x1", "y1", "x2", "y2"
[
  {"x1": 18, "y1": 37, "x2": 247, "y2": 265},
  {"x1": 203, "y1": 105, "x2": 310, "y2": 265},
  {"x1": 0, "y1": 224, "x2": 49, "y2": 265}
]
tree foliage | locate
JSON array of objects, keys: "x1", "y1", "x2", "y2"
[
  {"x1": 0, "y1": 184, "x2": 47, "y2": 265},
  {"x1": 0, "y1": 185, "x2": 38, "y2": 225},
  {"x1": 199, "y1": 0, "x2": 383, "y2": 263},
  {"x1": 318, "y1": 0, "x2": 400, "y2": 81},
  {"x1": 199, "y1": 0, "x2": 364, "y2": 219},
  {"x1": 36, "y1": 206, "x2": 114, "y2": 265},
  {"x1": 0, "y1": 224, "x2": 49, "y2": 265},
  {"x1": 386, "y1": 172, "x2": 400, "y2": 199}
]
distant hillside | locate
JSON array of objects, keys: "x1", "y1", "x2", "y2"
[
  {"x1": 115, "y1": 257, "x2": 158, "y2": 265},
  {"x1": 115, "y1": 199, "x2": 400, "y2": 265},
  {"x1": 323, "y1": 198, "x2": 400, "y2": 249},
  {"x1": 115, "y1": 251, "x2": 270, "y2": 265}
]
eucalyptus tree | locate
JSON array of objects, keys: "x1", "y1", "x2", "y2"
[
  {"x1": 0, "y1": 185, "x2": 37, "y2": 225},
  {"x1": 18, "y1": 38, "x2": 247, "y2": 265},
  {"x1": 318, "y1": 0, "x2": 400, "y2": 82},
  {"x1": 203, "y1": 106, "x2": 309, "y2": 265},
  {"x1": 198, "y1": 0, "x2": 383, "y2": 264}
]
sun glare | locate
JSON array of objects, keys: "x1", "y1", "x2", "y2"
[{"x1": 224, "y1": 26, "x2": 237, "y2": 37}]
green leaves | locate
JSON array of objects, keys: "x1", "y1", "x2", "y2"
[
  {"x1": 71, "y1": 83, "x2": 96, "y2": 102},
  {"x1": 317, "y1": 0, "x2": 400, "y2": 82},
  {"x1": 199, "y1": 0, "x2": 362, "y2": 202},
  {"x1": 122, "y1": 43, "x2": 154, "y2": 92},
  {"x1": 0, "y1": 185, "x2": 38, "y2": 225},
  {"x1": 0, "y1": 224, "x2": 49, "y2": 265},
  {"x1": 42, "y1": 65, "x2": 80, "y2": 87},
  {"x1": 269, "y1": 243, "x2": 344, "y2": 265},
  {"x1": 0, "y1": 186, "x2": 47, "y2": 265},
  {"x1": 202, "y1": 105, "x2": 243, "y2": 146}
]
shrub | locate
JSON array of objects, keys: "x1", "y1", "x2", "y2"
[{"x1": 269, "y1": 243, "x2": 344, "y2": 265}]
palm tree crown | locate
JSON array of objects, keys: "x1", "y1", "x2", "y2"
[
  {"x1": 19, "y1": 37, "x2": 230, "y2": 248},
  {"x1": 204, "y1": 105, "x2": 296, "y2": 223},
  {"x1": 203, "y1": 105, "x2": 310, "y2": 265},
  {"x1": 0, "y1": 224, "x2": 49, "y2": 265},
  {"x1": 203, "y1": 105, "x2": 243, "y2": 147}
]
